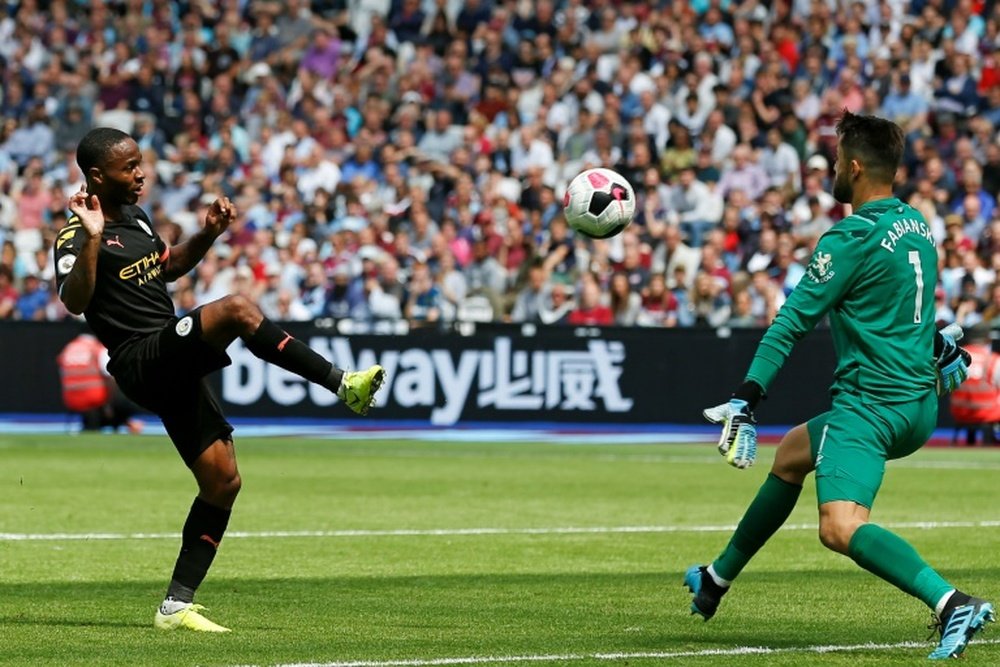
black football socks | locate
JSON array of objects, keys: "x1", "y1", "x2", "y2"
[
  {"x1": 245, "y1": 318, "x2": 344, "y2": 392},
  {"x1": 165, "y1": 497, "x2": 231, "y2": 604}
]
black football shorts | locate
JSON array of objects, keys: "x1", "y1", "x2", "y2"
[{"x1": 107, "y1": 307, "x2": 234, "y2": 467}]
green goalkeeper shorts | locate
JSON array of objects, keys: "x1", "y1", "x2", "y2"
[{"x1": 807, "y1": 389, "x2": 938, "y2": 509}]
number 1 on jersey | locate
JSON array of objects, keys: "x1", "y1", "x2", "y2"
[{"x1": 908, "y1": 250, "x2": 923, "y2": 324}]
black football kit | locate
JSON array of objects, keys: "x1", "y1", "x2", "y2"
[{"x1": 54, "y1": 206, "x2": 233, "y2": 465}]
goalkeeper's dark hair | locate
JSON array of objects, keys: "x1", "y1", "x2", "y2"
[
  {"x1": 77, "y1": 127, "x2": 132, "y2": 173},
  {"x1": 835, "y1": 111, "x2": 904, "y2": 185}
]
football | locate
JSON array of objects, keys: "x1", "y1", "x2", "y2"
[{"x1": 562, "y1": 167, "x2": 636, "y2": 239}]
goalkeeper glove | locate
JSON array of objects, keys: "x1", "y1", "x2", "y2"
[
  {"x1": 703, "y1": 381, "x2": 761, "y2": 469},
  {"x1": 935, "y1": 323, "x2": 971, "y2": 395}
]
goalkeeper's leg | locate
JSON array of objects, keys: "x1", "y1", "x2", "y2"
[{"x1": 687, "y1": 424, "x2": 814, "y2": 619}]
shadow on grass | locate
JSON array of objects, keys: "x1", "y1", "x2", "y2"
[{"x1": 2, "y1": 568, "x2": 999, "y2": 662}]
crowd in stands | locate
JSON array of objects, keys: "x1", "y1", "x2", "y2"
[{"x1": 3, "y1": 0, "x2": 1000, "y2": 332}]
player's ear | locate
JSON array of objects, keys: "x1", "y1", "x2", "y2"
[
  {"x1": 851, "y1": 158, "x2": 862, "y2": 180},
  {"x1": 88, "y1": 166, "x2": 104, "y2": 187}
]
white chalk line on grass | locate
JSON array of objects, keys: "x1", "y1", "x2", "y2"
[
  {"x1": 234, "y1": 639, "x2": 1000, "y2": 667},
  {"x1": 4, "y1": 519, "x2": 1000, "y2": 542}
]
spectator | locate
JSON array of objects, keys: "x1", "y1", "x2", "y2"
[
  {"x1": 405, "y1": 261, "x2": 441, "y2": 324},
  {"x1": 727, "y1": 287, "x2": 758, "y2": 328},
  {"x1": 748, "y1": 269, "x2": 785, "y2": 325},
  {"x1": 669, "y1": 167, "x2": 723, "y2": 247},
  {"x1": 55, "y1": 105, "x2": 91, "y2": 154},
  {"x1": 509, "y1": 260, "x2": 549, "y2": 324},
  {"x1": 934, "y1": 54, "x2": 980, "y2": 117},
  {"x1": 688, "y1": 271, "x2": 731, "y2": 328},
  {"x1": 299, "y1": 262, "x2": 330, "y2": 318},
  {"x1": 0, "y1": 266, "x2": 17, "y2": 319},
  {"x1": 770, "y1": 235, "x2": 806, "y2": 296},
  {"x1": 435, "y1": 250, "x2": 467, "y2": 322},
  {"x1": 539, "y1": 280, "x2": 574, "y2": 325},
  {"x1": 660, "y1": 125, "x2": 696, "y2": 180},
  {"x1": 273, "y1": 288, "x2": 313, "y2": 322},
  {"x1": 979, "y1": 283, "x2": 1000, "y2": 329},
  {"x1": 759, "y1": 127, "x2": 802, "y2": 193},
  {"x1": 14, "y1": 274, "x2": 48, "y2": 320},
  {"x1": 636, "y1": 273, "x2": 678, "y2": 328},
  {"x1": 881, "y1": 74, "x2": 929, "y2": 136},
  {"x1": 464, "y1": 234, "x2": 506, "y2": 318},
  {"x1": 4, "y1": 104, "x2": 55, "y2": 168},
  {"x1": 717, "y1": 144, "x2": 770, "y2": 202},
  {"x1": 324, "y1": 265, "x2": 355, "y2": 319},
  {"x1": 791, "y1": 78, "x2": 821, "y2": 126},
  {"x1": 567, "y1": 279, "x2": 613, "y2": 326},
  {"x1": 609, "y1": 271, "x2": 641, "y2": 326},
  {"x1": 652, "y1": 223, "x2": 701, "y2": 290}
]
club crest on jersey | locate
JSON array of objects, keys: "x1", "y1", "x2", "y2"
[
  {"x1": 137, "y1": 219, "x2": 154, "y2": 237},
  {"x1": 57, "y1": 254, "x2": 76, "y2": 275},
  {"x1": 807, "y1": 251, "x2": 835, "y2": 283},
  {"x1": 106, "y1": 235, "x2": 124, "y2": 249},
  {"x1": 175, "y1": 316, "x2": 194, "y2": 337}
]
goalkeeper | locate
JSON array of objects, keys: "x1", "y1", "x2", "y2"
[{"x1": 686, "y1": 112, "x2": 993, "y2": 661}]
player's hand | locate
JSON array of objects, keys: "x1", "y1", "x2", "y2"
[
  {"x1": 935, "y1": 323, "x2": 971, "y2": 395},
  {"x1": 205, "y1": 197, "x2": 237, "y2": 237},
  {"x1": 67, "y1": 187, "x2": 105, "y2": 239},
  {"x1": 703, "y1": 399, "x2": 757, "y2": 469}
]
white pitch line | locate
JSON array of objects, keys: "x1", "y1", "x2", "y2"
[
  {"x1": 4, "y1": 520, "x2": 1000, "y2": 542},
  {"x1": 234, "y1": 639, "x2": 1000, "y2": 667}
]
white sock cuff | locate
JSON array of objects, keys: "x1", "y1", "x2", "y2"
[
  {"x1": 160, "y1": 598, "x2": 192, "y2": 615},
  {"x1": 707, "y1": 564, "x2": 731, "y2": 588},
  {"x1": 935, "y1": 589, "x2": 957, "y2": 617}
]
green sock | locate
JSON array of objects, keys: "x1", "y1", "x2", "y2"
[
  {"x1": 712, "y1": 473, "x2": 802, "y2": 582},
  {"x1": 847, "y1": 523, "x2": 953, "y2": 609}
]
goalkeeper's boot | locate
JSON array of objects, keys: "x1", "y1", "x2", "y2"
[
  {"x1": 684, "y1": 565, "x2": 728, "y2": 621},
  {"x1": 338, "y1": 365, "x2": 386, "y2": 416},
  {"x1": 928, "y1": 596, "x2": 994, "y2": 659},
  {"x1": 154, "y1": 601, "x2": 231, "y2": 633}
]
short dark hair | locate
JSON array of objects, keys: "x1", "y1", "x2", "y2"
[
  {"x1": 77, "y1": 127, "x2": 132, "y2": 173},
  {"x1": 836, "y1": 111, "x2": 904, "y2": 184}
]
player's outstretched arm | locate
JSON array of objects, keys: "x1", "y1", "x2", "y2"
[
  {"x1": 162, "y1": 198, "x2": 236, "y2": 281},
  {"x1": 60, "y1": 190, "x2": 104, "y2": 315}
]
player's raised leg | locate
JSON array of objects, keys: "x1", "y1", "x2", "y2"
[
  {"x1": 199, "y1": 295, "x2": 385, "y2": 414},
  {"x1": 155, "y1": 438, "x2": 239, "y2": 632},
  {"x1": 686, "y1": 423, "x2": 813, "y2": 619}
]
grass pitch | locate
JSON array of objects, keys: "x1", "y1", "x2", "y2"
[{"x1": 2, "y1": 433, "x2": 999, "y2": 666}]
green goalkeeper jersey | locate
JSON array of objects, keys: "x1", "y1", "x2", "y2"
[{"x1": 746, "y1": 197, "x2": 937, "y2": 403}]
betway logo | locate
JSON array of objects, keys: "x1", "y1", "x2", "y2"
[{"x1": 222, "y1": 336, "x2": 633, "y2": 425}]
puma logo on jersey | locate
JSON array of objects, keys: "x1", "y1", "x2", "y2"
[{"x1": 106, "y1": 235, "x2": 124, "y2": 249}]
